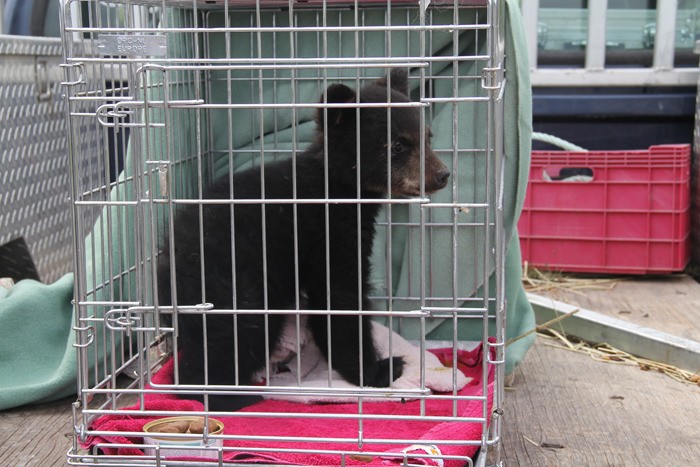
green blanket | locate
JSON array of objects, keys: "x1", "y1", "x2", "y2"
[
  {"x1": 0, "y1": 0, "x2": 533, "y2": 411},
  {"x1": 0, "y1": 274, "x2": 76, "y2": 409}
]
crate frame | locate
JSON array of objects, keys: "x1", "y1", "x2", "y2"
[{"x1": 60, "y1": 1, "x2": 508, "y2": 466}]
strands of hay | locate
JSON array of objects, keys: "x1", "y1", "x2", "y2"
[
  {"x1": 505, "y1": 308, "x2": 580, "y2": 347},
  {"x1": 521, "y1": 263, "x2": 624, "y2": 295},
  {"x1": 538, "y1": 327, "x2": 700, "y2": 387},
  {"x1": 518, "y1": 265, "x2": 700, "y2": 386}
]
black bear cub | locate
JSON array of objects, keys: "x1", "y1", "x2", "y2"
[{"x1": 158, "y1": 69, "x2": 450, "y2": 410}]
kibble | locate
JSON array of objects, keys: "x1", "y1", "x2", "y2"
[
  {"x1": 147, "y1": 418, "x2": 221, "y2": 435},
  {"x1": 148, "y1": 420, "x2": 191, "y2": 434},
  {"x1": 189, "y1": 419, "x2": 220, "y2": 434}
]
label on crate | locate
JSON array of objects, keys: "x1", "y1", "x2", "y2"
[{"x1": 98, "y1": 35, "x2": 167, "y2": 57}]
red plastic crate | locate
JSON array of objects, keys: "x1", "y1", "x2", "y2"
[{"x1": 518, "y1": 144, "x2": 691, "y2": 275}]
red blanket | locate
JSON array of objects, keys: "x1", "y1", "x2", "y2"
[{"x1": 84, "y1": 345, "x2": 493, "y2": 466}]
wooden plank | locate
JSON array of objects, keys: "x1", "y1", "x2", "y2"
[
  {"x1": 532, "y1": 274, "x2": 700, "y2": 343},
  {"x1": 499, "y1": 337, "x2": 700, "y2": 465},
  {"x1": 0, "y1": 397, "x2": 73, "y2": 467},
  {"x1": 529, "y1": 293, "x2": 700, "y2": 374}
]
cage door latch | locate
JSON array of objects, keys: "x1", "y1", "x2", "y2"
[{"x1": 105, "y1": 306, "x2": 147, "y2": 335}]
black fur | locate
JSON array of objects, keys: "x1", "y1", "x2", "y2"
[{"x1": 157, "y1": 70, "x2": 450, "y2": 411}]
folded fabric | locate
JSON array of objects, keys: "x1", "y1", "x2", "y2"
[
  {"x1": 0, "y1": 274, "x2": 77, "y2": 410},
  {"x1": 84, "y1": 344, "x2": 493, "y2": 467},
  {"x1": 255, "y1": 321, "x2": 471, "y2": 403}
]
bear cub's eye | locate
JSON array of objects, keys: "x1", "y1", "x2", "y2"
[{"x1": 391, "y1": 140, "x2": 407, "y2": 156}]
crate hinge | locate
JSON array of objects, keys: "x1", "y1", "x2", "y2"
[
  {"x1": 481, "y1": 64, "x2": 505, "y2": 101},
  {"x1": 59, "y1": 62, "x2": 85, "y2": 87}
]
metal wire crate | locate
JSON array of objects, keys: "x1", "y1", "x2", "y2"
[{"x1": 61, "y1": 1, "x2": 507, "y2": 465}]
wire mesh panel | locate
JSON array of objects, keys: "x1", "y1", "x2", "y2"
[{"x1": 61, "y1": 0, "x2": 507, "y2": 465}]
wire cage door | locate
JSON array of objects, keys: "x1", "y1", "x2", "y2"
[{"x1": 61, "y1": 1, "x2": 507, "y2": 466}]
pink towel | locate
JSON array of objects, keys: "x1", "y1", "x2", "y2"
[{"x1": 85, "y1": 345, "x2": 493, "y2": 466}]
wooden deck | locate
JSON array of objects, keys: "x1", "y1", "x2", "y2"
[
  {"x1": 500, "y1": 336, "x2": 700, "y2": 465},
  {"x1": 3, "y1": 276, "x2": 700, "y2": 466},
  {"x1": 0, "y1": 396, "x2": 73, "y2": 467},
  {"x1": 531, "y1": 274, "x2": 700, "y2": 342},
  {"x1": 499, "y1": 273, "x2": 700, "y2": 465}
]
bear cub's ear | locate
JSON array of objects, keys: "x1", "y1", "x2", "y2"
[
  {"x1": 317, "y1": 83, "x2": 357, "y2": 128},
  {"x1": 375, "y1": 68, "x2": 409, "y2": 96}
]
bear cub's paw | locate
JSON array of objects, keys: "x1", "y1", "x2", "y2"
[{"x1": 370, "y1": 356, "x2": 406, "y2": 387}]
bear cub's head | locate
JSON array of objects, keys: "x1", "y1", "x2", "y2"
[{"x1": 315, "y1": 69, "x2": 450, "y2": 197}]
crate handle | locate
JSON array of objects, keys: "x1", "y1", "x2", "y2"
[{"x1": 542, "y1": 166, "x2": 594, "y2": 182}]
